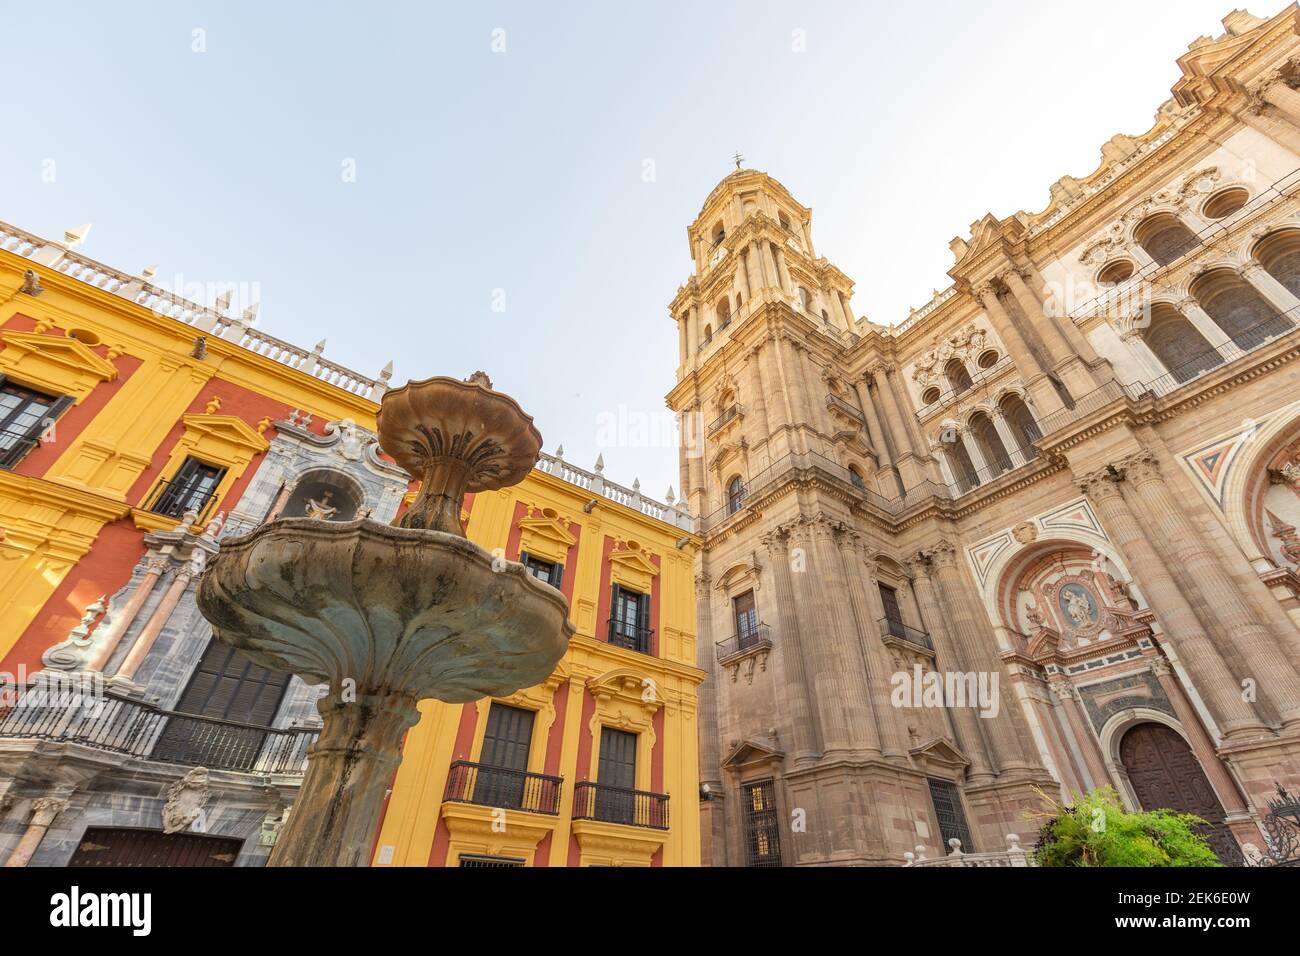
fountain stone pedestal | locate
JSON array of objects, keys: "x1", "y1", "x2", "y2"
[{"x1": 197, "y1": 372, "x2": 575, "y2": 866}]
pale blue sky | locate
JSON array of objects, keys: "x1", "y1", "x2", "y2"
[{"x1": 0, "y1": 0, "x2": 1262, "y2": 498}]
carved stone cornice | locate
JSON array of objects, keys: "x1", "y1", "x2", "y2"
[{"x1": 1075, "y1": 467, "x2": 1124, "y2": 503}]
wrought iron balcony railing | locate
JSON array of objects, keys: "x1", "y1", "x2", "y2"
[
  {"x1": 607, "y1": 619, "x2": 654, "y2": 655},
  {"x1": 716, "y1": 623, "x2": 772, "y2": 660},
  {"x1": 0, "y1": 685, "x2": 315, "y2": 775},
  {"x1": 443, "y1": 759, "x2": 563, "y2": 815},
  {"x1": 572, "y1": 781, "x2": 669, "y2": 830},
  {"x1": 139, "y1": 476, "x2": 220, "y2": 523},
  {"x1": 880, "y1": 617, "x2": 934, "y2": 653},
  {"x1": 707, "y1": 403, "x2": 743, "y2": 437}
]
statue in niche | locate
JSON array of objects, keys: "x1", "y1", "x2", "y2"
[{"x1": 304, "y1": 490, "x2": 339, "y2": 521}]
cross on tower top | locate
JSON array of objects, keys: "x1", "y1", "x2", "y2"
[{"x1": 732, "y1": 151, "x2": 744, "y2": 170}]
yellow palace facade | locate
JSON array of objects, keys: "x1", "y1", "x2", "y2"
[{"x1": 0, "y1": 220, "x2": 702, "y2": 868}]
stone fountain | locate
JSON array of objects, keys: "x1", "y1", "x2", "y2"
[{"x1": 196, "y1": 372, "x2": 575, "y2": 866}]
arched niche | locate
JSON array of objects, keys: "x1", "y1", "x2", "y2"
[{"x1": 279, "y1": 467, "x2": 366, "y2": 521}]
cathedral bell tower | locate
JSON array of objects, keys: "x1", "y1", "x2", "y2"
[{"x1": 666, "y1": 167, "x2": 1052, "y2": 868}]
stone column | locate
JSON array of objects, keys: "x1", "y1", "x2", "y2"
[
  {"x1": 1003, "y1": 269, "x2": 1096, "y2": 395},
  {"x1": 991, "y1": 411, "x2": 1028, "y2": 468},
  {"x1": 976, "y1": 283, "x2": 1063, "y2": 415},
  {"x1": 2, "y1": 798, "x2": 69, "y2": 867},
  {"x1": 801, "y1": 519, "x2": 854, "y2": 755},
  {"x1": 847, "y1": 548, "x2": 909, "y2": 757},
  {"x1": 1120, "y1": 329, "x2": 1171, "y2": 383},
  {"x1": 1242, "y1": 260, "x2": 1300, "y2": 319},
  {"x1": 853, "y1": 378, "x2": 892, "y2": 470},
  {"x1": 886, "y1": 365, "x2": 929, "y2": 463},
  {"x1": 767, "y1": 242, "x2": 783, "y2": 295},
  {"x1": 1122, "y1": 452, "x2": 1300, "y2": 728},
  {"x1": 85, "y1": 558, "x2": 167, "y2": 672},
  {"x1": 1260, "y1": 79, "x2": 1300, "y2": 127},
  {"x1": 777, "y1": 336, "x2": 810, "y2": 451},
  {"x1": 112, "y1": 562, "x2": 197, "y2": 682},
  {"x1": 868, "y1": 364, "x2": 913, "y2": 458},
  {"x1": 747, "y1": 342, "x2": 771, "y2": 439},
  {"x1": 1049, "y1": 680, "x2": 1111, "y2": 789},
  {"x1": 773, "y1": 244, "x2": 792, "y2": 296},
  {"x1": 909, "y1": 558, "x2": 995, "y2": 782},
  {"x1": 735, "y1": 255, "x2": 752, "y2": 304},
  {"x1": 688, "y1": 303, "x2": 700, "y2": 354},
  {"x1": 1177, "y1": 296, "x2": 1244, "y2": 360},
  {"x1": 762, "y1": 524, "x2": 820, "y2": 766},
  {"x1": 827, "y1": 526, "x2": 884, "y2": 758},
  {"x1": 694, "y1": 572, "x2": 726, "y2": 866},
  {"x1": 677, "y1": 314, "x2": 688, "y2": 365},
  {"x1": 746, "y1": 243, "x2": 764, "y2": 295},
  {"x1": 924, "y1": 541, "x2": 1033, "y2": 772},
  {"x1": 1076, "y1": 469, "x2": 1265, "y2": 737}
]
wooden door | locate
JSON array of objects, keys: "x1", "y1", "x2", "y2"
[
  {"x1": 1119, "y1": 722, "x2": 1241, "y2": 864},
  {"x1": 68, "y1": 827, "x2": 242, "y2": 867}
]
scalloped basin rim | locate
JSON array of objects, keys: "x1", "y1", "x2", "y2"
[{"x1": 197, "y1": 516, "x2": 575, "y2": 703}]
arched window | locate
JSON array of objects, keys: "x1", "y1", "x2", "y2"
[
  {"x1": 1255, "y1": 229, "x2": 1300, "y2": 302},
  {"x1": 715, "y1": 298, "x2": 732, "y2": 328},
  {"x1": 797, "y1": 286, "x2": 812, "y2": 312},
  {"x1": 1202, "y1": 187, "x2": 1248, "y2": 220},
  {"x1": 969, "y1": 412, "x2": 1012, "y2": 476},
  {"x1": 726, "y1": 476, "x2": 746, "y2": 515},
  {"x1": 1191, "y1": 268, "x2": 1291, "y2": 351},
  {"x1": 1135, "y1": 213, "x2": 1198, "y2": 267},
  {"x1": 1142, "y1": 302, "x2": 1221, "y2": 383},
  {"x1": 821, "y1": 309, "x2": 830, "y2": 325},
  {"x1": 976, "y1": 349, "x2": 1000, "y2": 370},
  {"x1": 945, "y1": 437, "x2": 980, "y2": 494},
  {"x1": 945, "y1": 358, "x2": 973, "y2": 396},
  {"x1": 700, "y1": 324, "x2": 713, "y2": 347},
  {"x1": 711, "y1": 222, "x2": 725, "y2": 247},
  {"x1": 921, "y1": 386, "x2": 942, "y2": 406},
  {"x1": 848, "y1": 466, "x2": 866, "y2": 491},
  {"x1": 998, "y1": 395, "x2": 1041, "y2": 461}
]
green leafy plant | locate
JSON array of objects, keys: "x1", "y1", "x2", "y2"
[{"x1": 1029, "y1": 786, "x2": 1222, "y2": 867}]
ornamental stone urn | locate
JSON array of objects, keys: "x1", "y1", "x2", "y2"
[{"x1": 197, "y1": 372, "x2": 575, "y2": 866}]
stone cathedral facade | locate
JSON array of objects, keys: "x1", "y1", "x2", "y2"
[{"x1": 669, "y1": 6, "x2": 1300, "y2": 867}]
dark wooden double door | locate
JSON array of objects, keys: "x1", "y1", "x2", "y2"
[
  {"x1": 1119, "y1": 723, "x2": 1242, "y2": 864},
  {"x1": 68, "y1": 827, "x2": 242, "y2": 867}
]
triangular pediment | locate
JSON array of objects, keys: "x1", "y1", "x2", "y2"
[
  {"x1": 181, "y1": 413, "x2": 270, "y2": 454},
  {"x1": 909, "y1": 736, "x2": 970, "y2": 769},
  {"x1": 518, "y1": 512, "x2": 578, "y2": 549},
  {"x1": 0, "y1": 330, "x2": 118, "y2": 382},
  {"x1": 721, "y1": 738, "x2": 784, "y2": 770},
  {"x1": 609, "y1": 543, "x2": 659, "y2": 578}
]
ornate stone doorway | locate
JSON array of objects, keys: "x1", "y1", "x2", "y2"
[{"x1": 1118, "y1": 723, "x2": 1241, "y2": 864}]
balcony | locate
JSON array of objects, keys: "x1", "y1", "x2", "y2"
[
  {"x1": 0, "y1": 685, "x2": 315, "y2": 774},
  {"x1": 139, "y1": 476, "x2": 220, "y2": 523},
  {"x1": 880, "y1": 617, "x2": 934, "y2": 654},
  {"x1": 442, "y1": 759, "x2": 563, "y2": 815},
  {"x1": 716, "y1": 623, "x2": 772, "y2": 660},
  {"x1": 607, "y1": 619, "x2": 654, "y2": 655},
  {"x1": 707, "y1": 403, "x2": 744, "y2": 438},
  {"x1": 572, "y1": 781, "x2": 669, "y2": 830},
  {"x1": 0, "y1": 424, "x2": 42, "y2": 470}
]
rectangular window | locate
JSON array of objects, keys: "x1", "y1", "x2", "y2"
[
  {"x1": 609, "y1": 584, "x2": 651, "y2": 654},
  {"x1": 474, "y1": 703, "x2": 536, "y2": 809},
  {"x1": 927, "y1": 777, "x2": 974, "y2": 852},
  {"x1": 733, "y1": 590, "x2": 759, "y2": 648},
  {"x1": 879, "y1": 583, "x2": 905, "y2": 638},
  {"x1": 151, "y1": 639, "x2": 291, "y2": 772},
  {"x1": 458, "y1": 853, "x2": 525, "y2": 868},
  {"x1": 596, "y1": 727, "x2": 638, "y2": 825},
  {"x1": 148, "y1": 457, "x2": 226, "y2": 519},
  {"x1": 0, "y1": 381, "x2": 71, "y2": 469},
  {"x1": 743, "y1": 779, "x2": 782, "y2": 867},
  {"x1": 519, "y1": 551, "x2": 563, "y2": 588}
]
